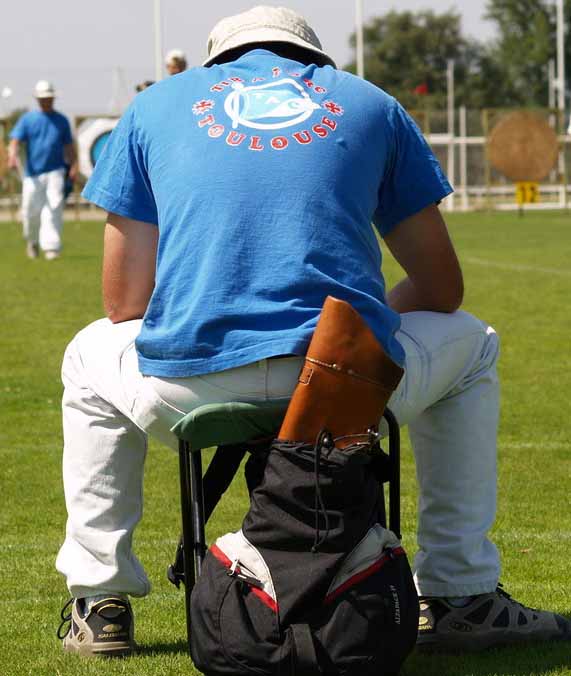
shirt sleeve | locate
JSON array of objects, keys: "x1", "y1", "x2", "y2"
[
  {"x1": 9, "y1": 115, "x2": 28, "y2": 142},
  {"x1": 82, "y1": 105, "x2": 158, "y2": 225},
  {"x1": 373, "y1": 101, "x2": 453, "y2": 237}
]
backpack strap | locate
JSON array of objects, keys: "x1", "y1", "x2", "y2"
[{"x1": 290, "y1": 623, "x2": 320, "y2": 675}]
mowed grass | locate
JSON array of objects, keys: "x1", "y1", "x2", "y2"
[{"x1": 1, "y1": 210, "x2": 570, "y2": 675}]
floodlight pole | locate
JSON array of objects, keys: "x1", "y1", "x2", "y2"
[
  {"x1": 555, "y1": 0, "x2": 567, "y2": 207},
  {"x1": 447, "y1": 60, "x2": 455, "y2": 135},
  {"x1": 0, "y1": 87, "x2": 12, "y2": 119},
  {"x1": 154, "y1": 0, "x2": 163, "y2": 82},
  {"x1": 548, "y1": 59, "x2": 556, "y2": 108},
  {"x1": 556, "y1": 0, "x2": 565, "y2": 114},
  {"x1": 356, "y1": 0, "x2": 365, "y2": 78}
]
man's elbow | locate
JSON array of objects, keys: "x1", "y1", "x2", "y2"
[
  {"x1": 104, "y1": 299, "x2": 145, "y2": 324},
  {"x1": 435, "y1": 275, "x2": 464, "y2": 313}
]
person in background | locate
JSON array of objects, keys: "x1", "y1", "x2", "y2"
[
  {"x1": 165, "y1": 48, "x2": 187, "y2": 75},
  {"x1": 135, "y1": 80, "x2": 155, "y2": 93},
  {"x1": 8, "y1": 80, "x2": 76, "y2": 260}
]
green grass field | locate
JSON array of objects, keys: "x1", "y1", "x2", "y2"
[{"x1": 1, "y1": 211, "x2": 570, "y2": 675}]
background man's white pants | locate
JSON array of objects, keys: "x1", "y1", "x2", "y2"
[
  {"x1": 22, "y1": 167, "x2": 65, "y2": 252},
  {"x1": 56, "y1": 310, "x2": 500, "y2": 600}
]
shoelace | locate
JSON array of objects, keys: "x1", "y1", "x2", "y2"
[
  {"x1": 496, "y1": 582, "x2": 539, "y2": 612},
  {"x1": 311, "y1": 429, "x2": 332, "y2": 553},
  {"x1": 496, "y1": 582, "x2": 512, "y2": 601},
  {"x1": 56, "y1": 597, "x2": 74, "y2": 640},
  {"x1": 309, "y1": 428, "x2": 379, "y2": 553}
]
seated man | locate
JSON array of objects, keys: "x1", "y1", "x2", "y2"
[{"x1": 56, "y1": 5, "x2": 570, "y2": 657}]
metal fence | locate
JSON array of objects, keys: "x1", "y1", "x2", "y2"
[
  {"x1": 2, "y1": 109, "x2": 570, "y2": 217},
  {"x1": 409, "y1": 108, "x2": 570, "y2": 212}
]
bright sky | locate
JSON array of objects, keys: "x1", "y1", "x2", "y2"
[{"x1": 0, "y1": 0, "x2": 495, "y2": 117}]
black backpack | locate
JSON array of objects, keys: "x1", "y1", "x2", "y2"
[{"x1": 189, "y1": 433, "x2": 419, "y2": 675}]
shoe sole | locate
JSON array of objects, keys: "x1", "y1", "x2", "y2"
[
  {"x1": 417, "y1": 630, "x2": 570, "y2": 654},
  {"x1": 63, "y1": 638, "x2": 136, "y2": 658}
]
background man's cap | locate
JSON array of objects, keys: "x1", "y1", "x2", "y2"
[
  {"x1": 204, "y1": 6, "x2": 336, "y2": 68},
  {"x1": 165, "y1": 49, "x2": 187, "y2": 65},
  {"x1": 34, "y1": 80, "x2": 55, "y2": 98}
]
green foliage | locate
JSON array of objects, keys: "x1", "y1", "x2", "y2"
[
  {"x1": 346, "y1": 10, "x2": 467, "y2": 108},
  {"x1": 345, "y1": 2, "x2": 570, "y2": 109},
  {"x1": 485, "y1": 0, "x2": 571, "y2": 107}
]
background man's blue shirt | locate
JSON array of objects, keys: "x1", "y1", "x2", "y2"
[
  {"x1": 83, "y1": 49, "x2": 452, "y2": 377},
  {"x1": 10, "y1": 110, "x2": 72, "y2": 176}
]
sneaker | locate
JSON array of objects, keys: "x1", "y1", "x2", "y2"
[
  {"x1": 26, "y1": 242, "x2": 39, "y2": 259},
  {"x1": 417, "y1": 586, "x2": 571, "y2": 652},
  {"x1": 57, "y1": 597, "x2": 136, "y2": 657},
  {"x1": 44, "y1": 250, "x2": 60, "y2": 260}
]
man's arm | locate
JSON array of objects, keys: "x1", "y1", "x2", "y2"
[
  {"x1": 383, "y1": 203, "x2": 463, "y2": 314},
  {"x1": 102, "y1": 212, "x2": 158, "y2": 323},
  {"x1": 64, "y1": 142, "x2": 78, "y2": 180},
  {"x1": 7, "y1": 139, "x2": 21, "y2": 170}
]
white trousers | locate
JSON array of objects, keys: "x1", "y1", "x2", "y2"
[
  {"x1": 56, "y1": 310, "x2": 500, "y2": 599},
  {"x1": 22, "y1": 168, "x2": 65, "y2": 252}
]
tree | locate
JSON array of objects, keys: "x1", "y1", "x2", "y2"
[
  {"x1": 485, "y1": 0, "x2": 571, "y2": 107},
  {"x1": 345, "y1": 3, "x2": 570, "y2": 110},
  {"x1": 345, "y1": 10, "x2": 467, "y2": 109}
]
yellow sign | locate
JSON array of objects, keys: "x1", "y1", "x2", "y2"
[{"x1": 515, "y1": 182, "x2": 539, "y2": 205}]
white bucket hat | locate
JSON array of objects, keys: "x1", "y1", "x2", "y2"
[
  {"x1": 204, "y1": 5, "x2": 336, "y2": 68},
  {"x1": 34, "y1": 80, "x2": 56, "y2": 99}
]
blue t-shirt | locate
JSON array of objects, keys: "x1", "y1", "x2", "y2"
[
  {"x1": 10, "y1": 110, "x2": 72, "y2": 177},
  {"x1": 83, "y1": 49, "x2": 452, "y2": 377}
]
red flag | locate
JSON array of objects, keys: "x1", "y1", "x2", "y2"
[{"x1": 413, "y1": 82, "x2": 429, "y2": 95}]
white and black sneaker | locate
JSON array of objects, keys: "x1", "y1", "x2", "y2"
[
  {"x1": 58, "y1": 597, "x2": 135, "y2": 657},
  {"x1": 417, "y1": 585, "x2": 571, "y2": 652},
  {"x1": 26, "y1": 241, "x2": 39, "y2": 259}
]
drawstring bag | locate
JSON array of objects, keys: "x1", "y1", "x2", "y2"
[{"x1": 189, "y1": 431, "x2": 419, "y2": 676}]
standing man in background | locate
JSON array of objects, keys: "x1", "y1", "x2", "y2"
[
  {"x1": 165, "y1": 49, "x2": 187, "y2": 75},
  {"x1": 8, "y1": 80, "x2": 76, "y2": 260}
]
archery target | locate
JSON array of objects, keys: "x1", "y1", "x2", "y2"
[{"x1": 77, "y1": 117, "x2": 119, "y2": 178}]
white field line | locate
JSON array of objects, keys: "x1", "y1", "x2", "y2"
[
  {"x1": 501, "y1": 441, "x2": 570, "y2": 450},
  {"x1": 463, "y1": 256, "x2": 571, "y2": 277}
]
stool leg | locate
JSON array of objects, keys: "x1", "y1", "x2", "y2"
[
  {"x1": 178, "y1": 439, "x2": 195, "y2": 649},
  {"x1": 384, "y1": 408, "x2": 401, "y2": 540},
  {"x1": 189, "y1": 449, "x2": 206, "y2": 576}
]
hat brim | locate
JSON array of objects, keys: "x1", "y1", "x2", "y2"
[
  {"x1": 203, "y1": 28, "x2": 336, "y2": 68},
  {"x1": 36, "y1": 92, "x2": 55, "y2": 99}
]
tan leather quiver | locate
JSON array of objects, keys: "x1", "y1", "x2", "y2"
[{"x1": 278, "y1": 296, "x2": 404, "y2": 447}]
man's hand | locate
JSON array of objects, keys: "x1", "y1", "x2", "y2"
[
  {"x1": 64, "y1": 143, "x2": 77, "y2": 180},
  {"x1": 383, "y1": 204, "x2": 463, "y2": 314},
  {"x1": 68, "y1": 164, "x2": 78, "y2": 182},
  {"x1": 103, "y1": 212, "x2": 158, "y2": 323}
]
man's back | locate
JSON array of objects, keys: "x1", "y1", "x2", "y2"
[{"x1": 85, "y1": 48, "x2": 450, "y2": 378}]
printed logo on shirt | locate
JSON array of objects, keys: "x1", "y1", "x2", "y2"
[
  {"x1": 224, "y1": 79, "x2": 320, "y2": 130},
  {"x1": 192, "y1": 66, "x2": 344, "y2": 152}
]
